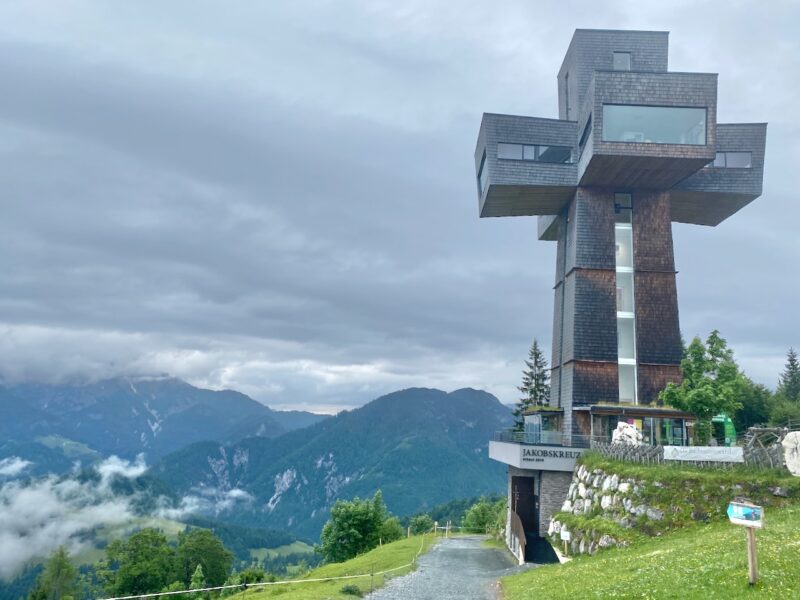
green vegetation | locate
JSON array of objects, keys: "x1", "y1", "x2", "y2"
[
  {"x1": 502, "y1": 504, "x2": 800, "y2": 599},
  {"x1": 658, "y1": 333, "x2": 800, "y2": 438},
  {"x1": 461, "y1": 497, "x2": 506, "y2": 535},
  {"x1": 96, "y1": 527, "x2": 233, "y2": 597},
  {"x1": 28, "y1": 547, "x2": 77, "y2": 600},
  {"x1": 250, "y1": 541, "x2": 314, "y2": 561},
  {"x1": 35, "y1": 435, "x2": 102, "y2": 462},
  {"x1": 182, "y1": 517, "x2": 295, "y2": 563},
  {"x1": 231, "y1": 535, "x2": 435, "y2": 600},
  {"x1": 660, "y1": 330, "x2": 746, "y2": 443},
  {"x1": 579, "y1": 452, "x2": 800, "y2": 529},
  {"x1": 318, "y1": 491, "x2": 403, "y2": 563},
  {"x1": 512, "y1": 339, "x2": 550, "y2": 430},
  {"x1": 409, "y1": 493, "x2": 505, "y2": 528},
  {"x1": 408, "y1": 514, "x2": 434, "y2": 535}
]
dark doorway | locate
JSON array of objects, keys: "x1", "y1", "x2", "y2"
[
  {"x1": 511, "y1": 476, "x2": 537, "y2": 535},
  {"x1": 511, "y1": 475, "x2": 558, "y2": 563}
]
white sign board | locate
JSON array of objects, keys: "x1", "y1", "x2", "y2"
[
  {"x1": 560, "y1": 529, "x2": 571, "y2": 542},
  {"x1": 663, "y1": 445, "x2": 744, "y2": 463},
  {"x1": 489, "y1": 441, "x2": 586, "y2": 471}
]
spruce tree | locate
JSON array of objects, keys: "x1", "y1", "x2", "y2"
[
  {"x1": 513, "y1": 339, "x2": 550, "y2": 430},
  {"x1": 28, "y1": 546, "x2": 76, "y2": 600},
  {"x1": 778, "y1": 347, "x2": 800, "y2": 403}
]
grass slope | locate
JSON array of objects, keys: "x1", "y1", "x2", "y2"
[
  {"x1": 250, "y1": 541, "x2": 314, "y2": 560},
  {"x1": 234, "y1": 535, "x2": 436, "y2": 600},
  {"x1": 502, "y1": 504, "x2": 800, "y2": 599}
]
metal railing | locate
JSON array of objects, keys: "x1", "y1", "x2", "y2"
[{"x1": 492, "y1": 429, "x2": 592, "y2": 448}]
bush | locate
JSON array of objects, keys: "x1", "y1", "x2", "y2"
[
  {"x1": 462, "y1": 498, "x2": 506, "y2": 536},
  {"x1": 319, "y1": 491, "x2": 403, "y2": 563},
  {"x1": 340, "y1": 584, "x2": 363, "y2": 597},
  {"x1": 409, "y1": 514, "x2": 434, "y2": 535}
]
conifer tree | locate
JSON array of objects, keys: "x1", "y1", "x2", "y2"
[
  {"x1": 189, "y1": 565, "x2": 208, "y2": 600},
  {"x1": 190, "y1": 565, "x2": 205, "y2": 591},
  {"x1": 778, "y1": 347, "x2": 800, "y2": 403},
  {"x1": 513, "y1": 339, "x2": 550, "y2": 430},
  {"x1": 28, "y1": 546, "x2": 76, "y2": 600}
]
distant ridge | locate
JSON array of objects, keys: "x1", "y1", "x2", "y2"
[
  {"x1": 154, "y1": 386, "x2": 513, "y2": 539},
  {"x1": 0, "y1": 377, "x2": 328, "y2": 467}
]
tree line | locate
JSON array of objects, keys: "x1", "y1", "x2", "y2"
[{"x1": 26, "y1": 490, "x2": 506, "y2": 600}]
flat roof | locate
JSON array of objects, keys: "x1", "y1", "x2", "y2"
[{"x1": 589, "y1": 405, "x2": 695, "y2": 419}]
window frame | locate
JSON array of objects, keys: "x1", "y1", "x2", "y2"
[{"x1": 602, "y1": 104, "x2": 708, "y2": 146}]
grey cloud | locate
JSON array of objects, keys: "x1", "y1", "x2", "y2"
[
  {"x1": 0, "y1": 1, "x2": 797, "y2": 411},
  {"x1": 0, "y1": 455, "x2": 146, "y2": 579},
  {"x1": 0, "y1": 457, "x2": 31, "y2": 478}
]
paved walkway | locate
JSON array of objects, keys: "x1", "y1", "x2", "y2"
[{"x1": 367, "y1": 536, "x2": 530, "y2": 600}]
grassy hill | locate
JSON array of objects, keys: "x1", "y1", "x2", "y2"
[
  {"x1": 502, "y1": 503, "x2": 800, "y2": 599},
  {"x1": 232, "y1": 535, "x2": 436, "y2": 600}
]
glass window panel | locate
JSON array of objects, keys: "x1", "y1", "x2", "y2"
[
  {"x1": 523, "y1": 145, "x2": 537, "y2": 160},
  {"x1": 725, "y1": 151, "x2": 752, "y2": 168},
  {"x1": 614, "y1": 193, "x2": 632, "y2": 223},
  {"x1": 616, "y1": 271, "x2": 634, "y2": 313},
  {"x1": 602, "y1": 105, "x2": 707, "y2": 145},
  {"x1": 713, "y1": 152, "x2": 726, "y2": 167},
  {"x1": 477, "y1": 152, "x2": 488, "y2": 194},
  {"x1": 615, "y1": 227, "x2": 633, "y2": 268},
  {"x1": 642, "y1": 417, "x2": 656, "y2": 445},
  {"x1": 538, "y1": 146, "x2": 572, "y2": 163},
  {"x1": 617, "y1": 317, "x2": 635, "y2": 360},
  {"x1": 613, "y1": 52, "x2": 631, "y2": 71},
  {"x1": 579, "y1": 116, "x2": 592, "y2": 148},
  {"x1": 497, "y1": 143, "x2": 523, "y2": 159},
  {"x1": 619, "y1": 364, "x2": 636, "y2": 404}
]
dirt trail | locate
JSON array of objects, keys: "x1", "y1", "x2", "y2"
[{"x1": 367, "y1": 536, "x2": 532, "y2": 600}]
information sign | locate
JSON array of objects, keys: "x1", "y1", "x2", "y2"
[{"x1": 727, "y1": 501, "x2": 764, "y2": 528}]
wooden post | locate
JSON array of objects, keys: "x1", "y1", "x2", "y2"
[
  {"x1": 407, "y1": 526, "x2": 411, "y2": 538},
  {"x1": 746, "y1": 527, "x2": 758, "y2": 586},
  {"x1": 434, "y1": 521, "x2": 438, "y2": 537},
  {"x1": 563, "y1": 540, "x2": 568, "y2": 556}
]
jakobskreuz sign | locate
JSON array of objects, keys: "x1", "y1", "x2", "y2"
[
  {"x1": 521, "y1": 446, "x2": 585, "y2": 471},
  {"x1": 488, "y1": 441, "x2": 586, "y2": 471}
]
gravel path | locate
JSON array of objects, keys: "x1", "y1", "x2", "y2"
[{"x1": 366, "y1": 536, "x2": 531, "y2": 600}]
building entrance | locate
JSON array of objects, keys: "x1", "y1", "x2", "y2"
[
  {"x1": 511, "y1": 475, "x2": 537, "y2": 536},
  {"x1": 511, "y1": 474, "x2": 558, "y2": 563}
]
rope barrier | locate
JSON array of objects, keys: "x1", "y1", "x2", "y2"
[{"x1": 97, "y1": 534, "x2": 429, "y2": 600}]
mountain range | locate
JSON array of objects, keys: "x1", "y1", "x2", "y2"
[
  {"x1": 153, "y1": 387, "x2": 513, "y2": 539},
  {"x1": 0, "y1": 376, "x2": 327, "y2": 468},
  {"x1": 0, "y1": 378, "x2": 512, "y2": 541}
]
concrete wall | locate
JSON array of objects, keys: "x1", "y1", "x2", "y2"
[
  {"x1": 538, "y1": 470, "x2": 573, "y2": 537},
  {"x1": 505, "y1": 466, "x2": 573, "y2": 540}
]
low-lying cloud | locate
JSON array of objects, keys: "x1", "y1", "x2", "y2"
[
  {"x1": 0, "y1": 455, "x2": 143, "y2": 579},
  {"x1": 157, "y1": 487, "x2": 254, "y2": 520},
  {"x1": 0, "y1": 453, "x2": 255, "y2": 579},
  {"x1": 0, "y1": 457, "x2": 31, "y2": 478}
]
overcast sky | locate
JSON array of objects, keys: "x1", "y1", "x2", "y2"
[{"x1": 0, "y1": 1, "x2": 797, "y2": 412}]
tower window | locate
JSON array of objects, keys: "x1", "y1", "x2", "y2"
[{"x1": 613, "y1": 52, "x2": 631, "y2": 71}]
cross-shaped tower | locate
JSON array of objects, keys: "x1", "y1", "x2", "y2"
[{"x1": 475, "y1": 29, "x2": 766, "y2": 445}]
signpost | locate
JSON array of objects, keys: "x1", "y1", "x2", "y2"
[
  {"x1": 560, "y1": 528, "x2": 571, "y2": 556},
  {"x1": 727, "y1": 501, "x2": 763, "y2": 586}
]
